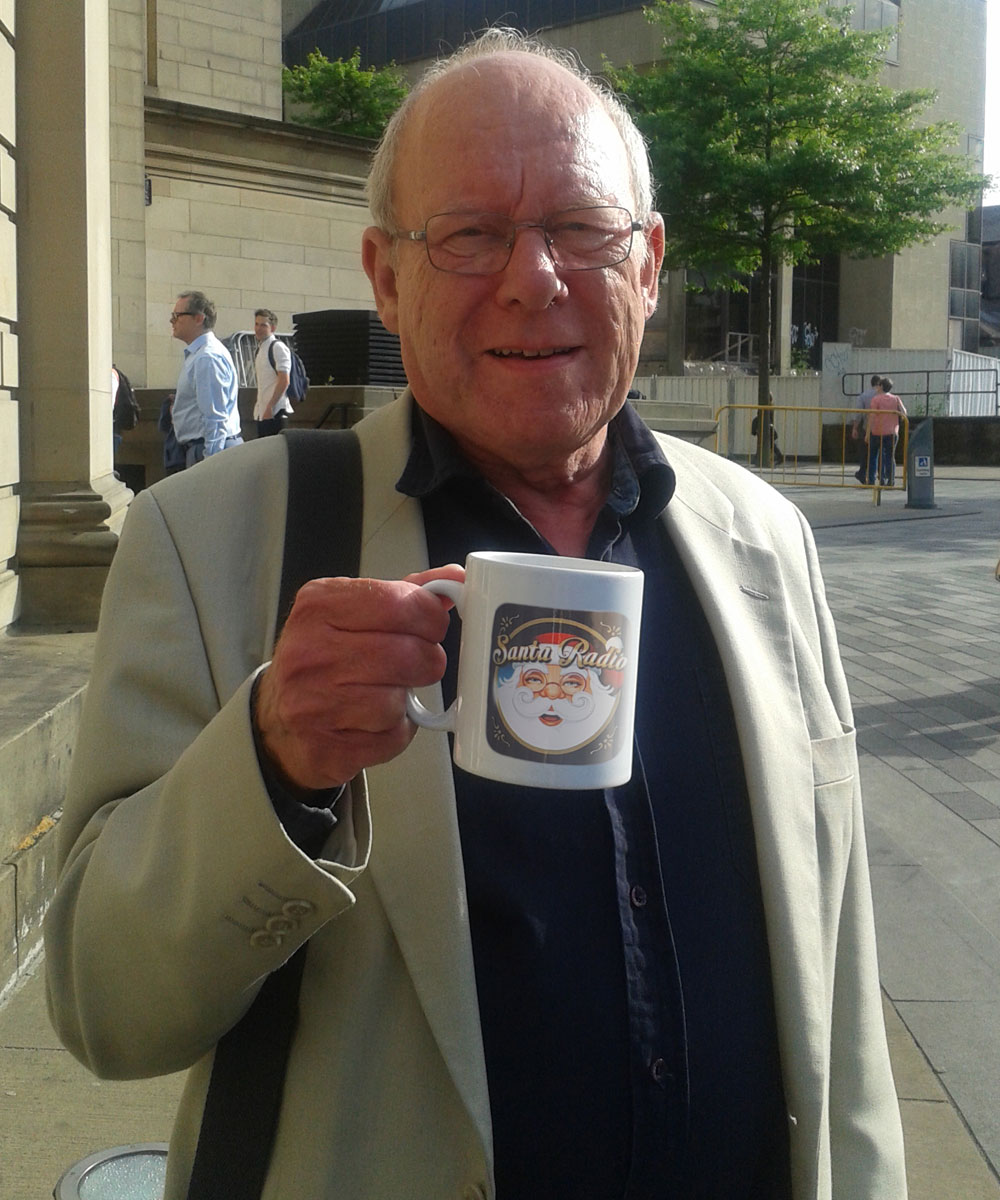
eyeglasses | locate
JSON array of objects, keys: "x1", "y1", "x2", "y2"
[
  {"x1": 169, "y1": 311, "x2": 198, "y2": 322},
  {"x1": 398, "y1": 206, "x2": 643, "y2": 275}
]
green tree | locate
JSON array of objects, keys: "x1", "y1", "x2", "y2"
[
  {"x1": 606, "y1": 0, "x2": 989, "y2": 405},
  {"x1": 283, "y1": 49, "x2": 408, "y2": 140}
]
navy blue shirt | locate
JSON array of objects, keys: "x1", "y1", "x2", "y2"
[{"x1": 400, "y1": 402, "x2": 791, "y2": 1200}]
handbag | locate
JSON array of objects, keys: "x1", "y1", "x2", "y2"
[{"x1": 185, "y1": 428, "x2": 363, "y2": 1199}]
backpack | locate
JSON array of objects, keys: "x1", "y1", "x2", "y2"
[
  {"x1": 112, "y1": 365, "x2": 140, "y2": 432},
  {"x1": 269, "y1": 340, "x2": 310, "y2": 404}
]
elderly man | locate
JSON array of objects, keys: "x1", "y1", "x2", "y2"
[
  {"x1": 45, "y1": 31, "x2": 906, "y2": 1200},
  {"x1": 169, "y1": 290, "x2": 242, "y2": 466}
]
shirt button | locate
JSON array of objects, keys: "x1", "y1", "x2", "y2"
[
  {"x1": 265, "y1": 915, "x2": 296, "y2": 934},
  {"x1": 650, "y1": 1057, "x2": 670, "y2": 1084},
  {"x1": 282, "y1": 899, "x2": 315, "y2": 919},
  {"x1": 629, "y1": 884, "x2": 648, "y2": 908}
]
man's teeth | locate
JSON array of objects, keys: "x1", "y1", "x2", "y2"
[{"x1": 491, "y1": 347, "x2": 570, "y2": 358}]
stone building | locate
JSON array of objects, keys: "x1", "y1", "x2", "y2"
[{"x1": 3, "y1": 0, "x2": 374, "y2": 635}]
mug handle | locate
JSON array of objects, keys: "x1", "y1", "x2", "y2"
[{"x1": 405, "y1": 577, "x2": 465, "y2": 731}]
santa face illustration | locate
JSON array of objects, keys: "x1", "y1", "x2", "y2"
[{"x1": 490, "y1": 625, "x2": 625, "y2": 756}]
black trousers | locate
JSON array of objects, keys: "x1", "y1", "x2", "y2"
[{"x1": 256, "y1": 414, "x2": 288, "y2": 438}]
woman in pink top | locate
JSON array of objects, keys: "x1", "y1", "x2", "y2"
[{"x1": 865, "y1": 377, "x2": 907, "y2": 486}]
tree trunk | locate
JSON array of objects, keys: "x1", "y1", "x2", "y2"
[{"x1": 757, "y1": 242, "x2": 772, "y2": 411}]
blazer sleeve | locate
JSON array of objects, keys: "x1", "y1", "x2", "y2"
[{"x1": 44, "y1": 459, "x2": 371, "y2": 1081}]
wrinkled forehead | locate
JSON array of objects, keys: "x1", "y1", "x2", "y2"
[{"x1": 395, "y1": 54, "x2": 633, "y2": 214}]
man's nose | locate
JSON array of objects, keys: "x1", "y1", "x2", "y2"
[
  {"x1": 541, "y1": 682, "x2": 565, "y2": 700},
  {"x1": 495, "y1": 225, "x2": 568, "y2": 309}
]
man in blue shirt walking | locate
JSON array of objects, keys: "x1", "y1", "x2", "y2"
[{"x1": 169, "y1": 290, "x2": 242, "y2": 468}]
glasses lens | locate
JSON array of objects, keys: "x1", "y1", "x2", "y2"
[
  {"x1": 424, "y1": 213, "x2": 513, "y2": 274},
  {"x1": 421, "y1": 207, "x2": 637, "y2": 274},
  {"x1": 547, "y1": 208, "x2": 636, "y2": 270}
]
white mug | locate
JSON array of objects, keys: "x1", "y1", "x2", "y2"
[{"x1": 406, "y1": 551, "x2": 644, "y2": 789}]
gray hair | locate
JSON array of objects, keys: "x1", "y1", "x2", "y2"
[
  {"x1": 177, "y1": 290, "x2": 217, "y2": 330},
  {"x1": 367, "y1": 28, "x2": 654, "y2": 232}
]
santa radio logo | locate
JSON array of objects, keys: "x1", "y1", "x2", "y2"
[{"x1": 486, "y1": 604, "x2": 632, "y2": 763}]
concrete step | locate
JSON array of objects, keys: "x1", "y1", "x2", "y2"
[{"x1": 0, "y1": 632, "x2": 96, "y2": 1000}]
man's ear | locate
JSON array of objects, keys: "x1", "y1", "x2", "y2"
[
  {"x1": 640, "y1": 214, "x2": 666, "y2": 320},
  {"x1": 362, "y1": 227, "x2": 400, "y2": 333}
]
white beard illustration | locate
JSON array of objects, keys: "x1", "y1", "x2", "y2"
[{"x1": 494, "y1": 666, "x2": 620, "y2": 754}]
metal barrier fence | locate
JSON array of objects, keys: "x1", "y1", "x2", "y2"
[
  {"x1": 714, "y1": 404, "x2": 909, "y2": 498},
  {"x1": 840, "y1": 367, "x2": 999, "y2": 417},
  {"x1": 221, "y1": 331, "x2": 296, "y2": 388}
]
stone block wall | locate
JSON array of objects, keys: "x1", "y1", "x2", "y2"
[
  {"x1": 142, "y1": 106, "x2": 373, "y2": 387},
  {"x1": 150, "y1": 0, "x2": 284, "y2": 120}
]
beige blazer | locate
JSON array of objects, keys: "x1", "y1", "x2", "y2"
[{"x1": 45, "y1": 394, "x2": 906, "y2": 1199}]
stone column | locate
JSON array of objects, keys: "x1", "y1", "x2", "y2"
[
  {"x1": 0, "y1": 3, "x2": 19, "y2": 629},
  {"x1": 15, "y1": 0, "x2": 131, "y2": 627}
]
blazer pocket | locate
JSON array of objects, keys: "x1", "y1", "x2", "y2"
[
  {"x1": 811, "y1": 724, "x2": 857, "y2": 791},
  {"x1": 811, "y1": 723, "x2": 858, "y2": 879}
]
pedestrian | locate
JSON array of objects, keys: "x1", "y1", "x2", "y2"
[
  {"x1": 866, "y1": 377, "x2": 907, "y2": 485},
  {"x1": 168, "y1": 291, "x2": 242, "y2": 467},
  {"x1": 852, "y1": 374, "x2": 881, "y2": 482},
  {"x1": 751, "y1": 391, "x2": 784, "y2": 467},
  {"x1": 44, "y1": 30, "x2": 905, "y2": 1200},
  {"x1": 252, "y1": 307, "x2": 293, "y2": 438}
]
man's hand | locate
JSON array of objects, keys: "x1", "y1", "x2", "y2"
[{"x1": 255, "y1": 565, "x2": 464, "y2": 791}]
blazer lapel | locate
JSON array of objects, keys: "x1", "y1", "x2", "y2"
[
  {"x1": 354, "y1": 397, "x2": 493, "y2": 1161},
  {"x1": 660, "y1": 452, "x2": 830, "y2": 1091}
]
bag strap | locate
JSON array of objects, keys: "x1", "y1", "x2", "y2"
[{"x1": 186, "y1": 428, "x2": 363, "y2": 1200}]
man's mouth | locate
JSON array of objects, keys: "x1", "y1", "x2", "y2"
[
  {"x1": 539, "y1": 711, "x2": 562, "y2": 726},
  {"x1": 489, "y1": 347, "x2": 574, "y2": 359}
]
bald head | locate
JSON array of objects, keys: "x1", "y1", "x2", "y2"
[{"x1": 367, "y1": 31, "x2": 653, "y2": 232}]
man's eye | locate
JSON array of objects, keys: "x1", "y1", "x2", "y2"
[{"x1": 447, "y1": 223, "x2": 504, "y2": 241}]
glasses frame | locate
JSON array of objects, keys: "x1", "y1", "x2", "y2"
[
  {"x1": 169, "y1": 310, "x2": 199, "y2": 323},
  {"x1": 398, "y1": 206, "x2": 644, "y2": 276}
]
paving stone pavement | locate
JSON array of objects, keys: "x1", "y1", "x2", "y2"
[{"x1": 786, "y1": 469, "x2": 1000, "y2": 1195}]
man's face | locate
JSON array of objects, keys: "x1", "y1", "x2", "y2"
[
  {"x1": 363, "y1": 55, "x2": 664, "y2": 477},
  {"x1": 170, "y1": 299, "x2": 204, "y2": 345},
  {"x1": 254, "y1": 315, "x2": 275, "y2": 343}
]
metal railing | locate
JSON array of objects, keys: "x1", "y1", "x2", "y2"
[
  {"x1": 714, "y1": 404, "x2": 909, "y2": 502},
  {"x1": 222, "y1": 331, "x2": 296, "y2": 389},
  {"x1": 841, "y1": 368, "x2": 999, "y2": 417}
]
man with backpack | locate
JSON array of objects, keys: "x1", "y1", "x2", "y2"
[{"x1": 253, "y1": 308, "x2": 294, "y2": 438}]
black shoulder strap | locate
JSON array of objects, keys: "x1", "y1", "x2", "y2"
[{"x1": 186, "y1": 428, "x2": 363, "y2": 1200}]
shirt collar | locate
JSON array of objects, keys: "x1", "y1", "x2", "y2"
[
  {"x1": 184, "y1": 331, "x2": 211, "y2": 356},
  {"x1": 397, "y1": 398, "x2": 675, "y2": 522}
]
